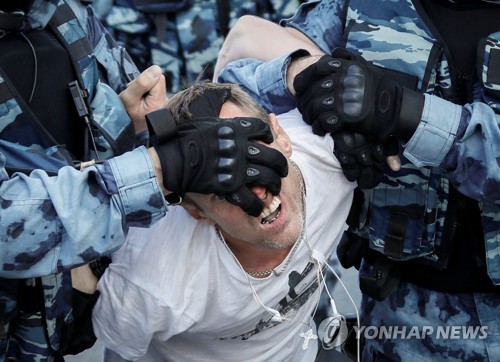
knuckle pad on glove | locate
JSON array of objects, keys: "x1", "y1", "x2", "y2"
[
  {"x1": 215, "y1": 126, "x2": 238, "y2": 188},
  {"x1": 318, "y1": 113, "x2": 342, "y2": 133},
  {"x1": 372, "y1": 143, "x2": 386, "y2": 163},
  {"x1": 316, "y1": 56, "x2": 342, "y2": 74},
  {"x1": 355, "y1": 144, "x2": 374, "y2": 166}
]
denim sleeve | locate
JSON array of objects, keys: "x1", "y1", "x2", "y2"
[
  {"x1": 0, "y1": 146, "x2": 167, "y2": 278},
  {"x1": 218, "y1": 52, "x2": 300, "y2": 115},
  {"x1": 404, "y1": 94, "x2": 500, "y2": 203}
]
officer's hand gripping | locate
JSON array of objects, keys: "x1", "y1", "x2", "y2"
[
  {"x1": 146, "y1": 109, "x2": 288, "y2": 216},
  {"x1": 293, "y1": 48, "x2": 424, "y2": 141},
  {"x1": 333, "y1": 131, "x2": 390, "y2": 189}
]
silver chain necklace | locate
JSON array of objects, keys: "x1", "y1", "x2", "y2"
[
  {"x1": 216, "y1": 226, "x2": 302, "y2": 277},
  {"x1": 216, "y1": 160, "x2": 319, "y2": 350},
  {"x1": 216, "y1": 159, "x2": 306, "y2": 278}
]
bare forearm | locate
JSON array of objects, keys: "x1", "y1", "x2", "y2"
[{"x1": 214, "y1": 16, "x2": 324, "y2": 80}]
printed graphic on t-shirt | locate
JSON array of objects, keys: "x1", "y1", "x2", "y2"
[{"x1": 220, "y1": 262, "x2": 324, "y2": 340}]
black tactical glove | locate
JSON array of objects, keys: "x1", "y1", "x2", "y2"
[
  {"x1": 294, "y1": 48, "x2": 424, "y2": 141},
  {"x1": 333, "y1": 131, "x2": 386, "y2": 189},
  {"x1": 146, "y1": 109, "x2": 288, "y2": 217},
  {"x1": 337, "y1": 229, "x2": 368, "y2": 270},
  {"x1": 333, "y1": 130, "x2": 400, "y2": 189}
]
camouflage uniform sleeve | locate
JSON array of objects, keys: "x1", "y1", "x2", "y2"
[
  {"x1": 280, "y1": 0, "x2": 345, "y2": 54},
  {"x1": 0, "y1": 146, "x2": 167, "y2": 278},
  {"x1": 404, "y1": 94, "x2": 500, "y2": 203}
]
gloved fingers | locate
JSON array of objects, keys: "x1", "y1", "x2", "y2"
[
  {"x1": 354, "y1": 143, "x2": 375, "y2": 166},
  {"x1": 337, "y1": 146, "x2": 370, "y2": 168},
  {"x1": 245, "y1": 162, "x2": 284, "y2": 196},
  {"x1": 334, "y1": 149, "x2": 361, "y2": 182},
  {"x1": 246, "y1": 142, "x2": 288, "y2": 177},
  {"x1": 333, "y1": 131, "x2": 368, "y2": 154},
  {"x1": 315, "y1": 112, "x2": 343, "y2": 134},
  {"x1": 357, "y1": 165, "x2": 382, "y2": 189},
  {"x1": 333, "y1": 131, "x2": 384, "y2": 189},
  {"x1": 382, "y1": 137, "x2": 399, "y2": 156},
  {"x1": 296, "y1": 75, "x2": 337, "y2": 120},
  {"x1": 294, "y1": 60, "x2": 348, "y2": 135},
  {"x1": 225, "y1": 187, "x2": 264, "y2": 217},
  {"x1": 336, "y1": 229, "x2": 368, "y2": 270},
  {"x1": 371, "y1": 141, "x2": 386, "y2": 163},
  {"x1": 298, "y1": 93, "x2": 338, "y2": 131},
  {"x1": 335, "y1": 151, "x2": 382, "y2": 189},
  {"x1": 293, "y1": 55, "x2": 343, "y2": 95},
  {"x1": 232, "y1": 117, "x2": 275, "y2": 144},
  {"x1": 340, "y1": 165, "x2": 361, "y2": 184},
  {"x1": 311, "y1": 121, "x2": 328, "y2": 137}
]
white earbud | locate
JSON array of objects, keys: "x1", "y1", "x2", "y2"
[
  {"x1": 310, "y1": 249, "x2": 327, "y2": 264},
  {"x1": 267, "y1": 307, "x2": 283, "y2": 323},
  {"x1": 330, "y1": 298, "x2": 339, "y2": 316}
]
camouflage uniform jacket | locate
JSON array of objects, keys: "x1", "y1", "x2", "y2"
[
  {"x1": 219, "y1": 0, "x2": 500, "y2": 286},
  {"x1": 92, "y1": 0, "x2": 303, "y2": 94},
  {"x1": 0, "y1": 0, "x2": 168, "y2": 360}
]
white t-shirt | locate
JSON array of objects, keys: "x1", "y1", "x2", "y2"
[{"x1": 93, "y1": 109, "x2": 355, "y2": 362}]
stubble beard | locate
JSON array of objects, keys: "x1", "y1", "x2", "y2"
[{"x1": 261, "y1": 208, "x2": 305, "y2": 250}]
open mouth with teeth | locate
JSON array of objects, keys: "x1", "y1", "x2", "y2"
[{"x1": 260, "y1": 196, "x2": 282, "y2": 224}]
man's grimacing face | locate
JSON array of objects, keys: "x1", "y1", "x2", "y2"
[{"x1": 182, "y1": 101, "x2": 305, "y2": 250}]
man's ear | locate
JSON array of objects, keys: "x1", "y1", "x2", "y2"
[
  {"x1": 269, "y1": 113, "x2": 292, "y2": 157},
  {"x1": 181, "y1": 203, "x2": 215, "y2": 225}
]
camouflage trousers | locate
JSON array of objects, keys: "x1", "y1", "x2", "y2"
[
  {"x1": 360, "y1": 281, "x2": 500, "y2": 361},
  {"x1": 1, "y1": 279, "x2": 60, "y2": 362},
  {"x1": 6, "y1": 310, "x2": 58, "y2": 362}
]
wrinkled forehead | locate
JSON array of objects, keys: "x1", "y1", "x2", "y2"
[{"x1": 188, "y1": 88, "x2": 231, "y2": 118}]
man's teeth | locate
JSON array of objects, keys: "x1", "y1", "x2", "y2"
[{"x1": 261, "y1": 196, "x2": 281, "y2": 224}]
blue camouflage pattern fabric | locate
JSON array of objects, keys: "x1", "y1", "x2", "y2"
[
  {"x1": 218, "y1": 0, "x2": 500, "y2": 360},
  {"x1": 92, "y1": 0, "x2": 302, "y2": 95},
  {"x1": 359, "y1": 277, "x2": 500, "y2": 361},
  {"x1": 0, "y1": 147, "x2": 166, "y2": 277},
  {"x1": 0, "y1": 0, "x2": 162, "y2": 361},
  {"x1": 340, "y1": 0, "x2": 500, "y2": 283}
]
